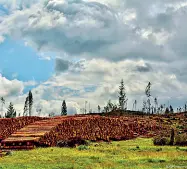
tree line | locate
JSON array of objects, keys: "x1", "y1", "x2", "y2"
[
  {"x1": 97, "y1": 80, "x2": 179, "y2": 115},
  {"x1": 0, "y1": 90, "x2": 68, "y2": 118},
  {"x1": 1, "y1": 79, "x2": 186, "y2": 118}
]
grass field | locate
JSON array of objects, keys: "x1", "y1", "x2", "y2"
[{"x1": 0, "y1": 138, "x2": 187, "y2": 169}]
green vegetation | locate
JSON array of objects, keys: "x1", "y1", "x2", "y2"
[
  {"x1": 23, "y1": 90, "x2": 33, "y2": 117},
  {"x1": 0, "y1": 138, "x2": 187, "y2": 169},
  {"x1": 175, "y1": 133, "x2": 187, "y2": 146},
  {"x1": 153, "y1": 128, "x2": 187, "y2": 146},
  {"x1": 61, "y1": 100, "x2": 67, "y2": 116},
  {"x1": 77, "y1": 145, "x2": 89, "y2": 151},
  {"x1": 5, "y1": 102, "x2": 16, "y2": 118}
]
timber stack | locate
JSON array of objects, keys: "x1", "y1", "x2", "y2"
[
  {"x1": 1, "y1": 115, "x2": 168, "y2": 150},
  {"x1": 0, "y1": 116, "x2": 46, "y2": 140}
]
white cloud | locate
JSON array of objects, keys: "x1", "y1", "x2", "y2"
[
  {"x1": 37, "y1": 58, "x2": 187, "y2": 112},
  {"x1": 1, "y1": 0, "x2": 187, "y2": 115},
  {"x1": 0, "y1": 0, "x2": 186, "y2": 63},
  {"x1": 1, "y1": 58, "x2": 186, "y2": 116},
  {"x1": 0, "y1": 74, "x2": 24, "y2": 97},
  {"x1": 0, "y1": 0, "x2": 164, "y2": 61}
]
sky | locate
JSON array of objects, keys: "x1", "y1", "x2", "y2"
[{"x1": 0, "y1": 0, "x2": 187, "y2": 116}]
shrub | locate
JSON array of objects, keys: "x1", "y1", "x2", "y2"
[
  {"x1": 156, "y1": 148, "x2": 162, "y2": 152},
  {"x1": 175, "y1": 133, "x2": 187, "y2": 146},
  {"x1": 94, "y1": 143, "x2": 100, "y2": 147},
  {"x1": 128, "y1": 146, "x2": 141, "y2": 151},
  {"x1": 136, "y1": 146, "x2": 140, "y2": 149},
  {"x1": 78, "y1": 145, "x2": 89, "y2": 151},
  {"x1": 154, "y1": 132, "x2": 187, "y2": 146},
  {"x1": 153, "y1": 136, "x2": 169, "y2": 146},
  {"x1": 176, "y1": 146, "x2": 180, "y2": 150},
  {"x1": 5, "y1": 151, "x2": 13, "y2": 156},
  {"x1": 175, "y1": 146, "x2": 187, "y2": 151},
  {"x1": 147, "y1": 158, "x2": 166, "y2": 163},
  {"x1": 85, "y1": 140, "x2": 91, "y2": 146}
]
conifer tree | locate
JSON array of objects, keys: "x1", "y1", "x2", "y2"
[
  {"x1": 160, "y1": 104, "x2": 164, "y2": 114},
  {"x1": 61, "y1": 100, "x2": 67, "y2": 116},
  {"x1": 133, "y1": 100, "x2": 137, "y2": 111},
  {"x1": 98, "y1": 105, "x2": 101, "y2": 113},
  {"x1": 104, "y1": 106, "x2": 109, "y2": 113},
  {"x1": 154, "y1": 97, "x2": 158, "y2": 114},
  {"x1": 169, "y1": 105, "x2": 174, "y2": 113},
  {"x1": 134, "y1": 100, "x2": 137, "y2": 111},
  {"x1": 118, "y1": 79, "x2": 128, "y2": 110},
  {"x1": 23, "y1": 91, "x2": 33, "y2": 116},
  {"x1": 28, "y1": 91, "x2": 33, "y2": 116},
  {"x1": 13, "y1": 111, "x2": 16, "y2": 118},
  {"x1": 165, "y1": 107, "x2": 170, "y2": 114},
  {"x1": 6, "y1": 102, "x2": 16, "y2": 118},
  {"x1": 23, "y1": 96, "x2": 29, "y2": 116},
  {"x1": 1, "y1": 97, "x2": 5, "y2": 117},
  {"x1": 145, "y1": 82, "x2": 151, "y2": 114}
]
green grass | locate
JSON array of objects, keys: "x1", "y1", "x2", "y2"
[{"x1": 0, "y1": 138, "x2": 187, "y2": 169}]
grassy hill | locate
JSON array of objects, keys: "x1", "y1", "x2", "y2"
[{"x1": 0, "y1": 138, "x2": 187, "y2": 169}]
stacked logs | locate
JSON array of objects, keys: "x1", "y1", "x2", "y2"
[
  {"x1": 1, "y1": 116, "x2": 98, "y2": 149},
  {"x1": 0, "y1": 116, "x2": 46, "y2": 140},
  {"x1": 38, "y1": 116, "x2": 165, "y2": 146}
]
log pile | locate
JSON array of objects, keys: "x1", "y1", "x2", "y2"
[
  {"x1": 1, "y1": 115, "x2": 171, "y2": 149},
  {"x1": 38, "y1": 116, "x2": 165, "y2": 146},
  {"x1": 1, "y1": 115, "x2": 94, "y2": 149},
  {"x1": 0, "y1": 116, "x2": 46, "y2": 140}
]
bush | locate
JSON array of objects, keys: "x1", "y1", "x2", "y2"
[
  {"x1": 5, "y1": 151, "x2": 13, "y2": 156},
  {"x1": 176, "y1": 146, "x2": 180, "y2": 150},
  {"x1": 147, "y1": 158, "x2": 166, "y2": 163},
  {"x1": 153, "y1": 136, "x2": 169, "y2": 146},
  {"x1": 175, "y1": 146, "x2": 187, "y2": 151},
  {"x1": 156, "y1": 148, "x2": 162, "y2": 152},
  {"x1": 78, "y1": 145, "x2": 89, "y2": 151},
  {"x1": 175, "y1": 133, "x2": 187, "y2": 146},
  {"x1": 128, "y1": 146, "x2": 141, "y2": 151}
]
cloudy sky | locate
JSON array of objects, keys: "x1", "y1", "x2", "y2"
[{"x1": 0, "y1": 0, "x2": 187, "y2": 116}]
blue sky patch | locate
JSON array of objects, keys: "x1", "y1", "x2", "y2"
[{"x1": 0, "y1": 38, "x2": 55, "y2": 86}]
